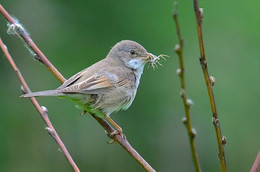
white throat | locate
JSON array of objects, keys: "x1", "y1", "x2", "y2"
[
  {"x1": 126, "y1": 58, "x2": 145, "y2": 87},
  {"x1": 126, "y1": 58, "x2": 145, "y2": 71}
]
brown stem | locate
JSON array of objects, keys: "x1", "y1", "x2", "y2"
[
  {"x1": 92, "y1": 115, "x2": 155, "y2": 172},
  {"x1": 0, "y1": 4, "x2": 65, "y2": 83},
  {"x1": 0, "y1": 38, "x2": 80, "y2": 172},
  {"x1": 172, "y1": 2, "x2": 201, "y2": 172},
  {"x1": 192, "y1": 0, "x2": 227, "y2": 171},
  {"x1": 0, "y1": 3, "x2": 155, "y2": 172},
  {"x1": 251, "y1": 151, "x2": 260, "y2": 172}
]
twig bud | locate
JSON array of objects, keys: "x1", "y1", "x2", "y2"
[
  {"x1": 186, "y1": 99, "x2": 194, "y2": 107},
  {"x1": 45, "y1": 127, "x2": 56, "y2": 138},
  {"x1": 199, "y1": 57, "x2": 207, "y2": 67},
  {"x1": 176, "y1": 68, "x2": 181, "y2": 76},
  {"x1": 180, "y1": 89, "x2": 185, "y2": 98},
  {"x1": 182, "y1": 117, "x2": 187, "y2": 124},
  {"x1": 212, "y1": 117, "x2": 219, "y2": 127},
  {"x1": 222, "y1": 136, "x2": 227, "y2": 145},
  {"x1": 210, "y1": 76, "x2": 215, "y2": 86},
  {"x1": 41, "y1": 106, "x2": 48, "y2": 114},
  {"x1": 199, "y1": 8, "x2": 204, "y2": 20},
  {"x1": 174, "y1": 44, "x2": 181, "y2": 54},
  {"x1": 173, "y1": 2, "x2": 178, "y2": 17},
  {"x1": 45, "y1": 127, "x2": 52, "y2": 132},
  {"x1": 3, "y1": 44, "x2": 7, "y2": 50},
  {"x1": 191, "y1": 128, "x2": 197, "y2": 138}
]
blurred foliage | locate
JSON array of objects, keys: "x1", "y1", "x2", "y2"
[{"x1": 0, "y1": 0, "x2": 260, "y2": 171}]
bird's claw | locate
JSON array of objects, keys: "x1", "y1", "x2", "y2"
[
  {"x1": 110, "y1": 128, "x2": 124, "y2": 138},
  {"x1": 107, "y1": 129, "x2": 126, "y2": 144}
]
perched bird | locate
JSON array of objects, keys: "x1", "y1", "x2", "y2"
[{"x1": 22, "y1": 40, "x2": 163, "y2": 136}]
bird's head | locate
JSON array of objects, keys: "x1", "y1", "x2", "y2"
[{"x1": 108, "y1": 40, "x2": 163, "y2": 70}]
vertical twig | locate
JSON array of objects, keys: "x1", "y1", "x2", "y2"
[
  {"x1": 0, "y1": 4, "x2": 156, "y2": 172},
  {"x1": 192, "y1": 0, "x2": 227, "y2": 171},
  {"x1": 172, "y1": 2, "x2": 201, "y2": 172},
  {"x1": 251, "y1": 151, "x2": 260, "y2": 172},
  {"x1": 0, "y1": 38, "x2": 80, "y2": 172}
]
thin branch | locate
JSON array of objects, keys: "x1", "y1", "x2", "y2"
[
  {"x1": 0, "y1": 38, "x2": 80, "y2": 172},
  {"x1": 0, "y1": 4, "x2": 155, "y2": 172},
  {"x1": 0, "y1": 4, "x2": 65, "y2": 83},
  {"x1": 251, "y1": 151, "x2": 260, "y2": 172},
  {"x1": 172, "y1": 2, "x2": 201, "y2": 172},
  {"x1": 192, "y1": 0, "x2": 227, "y2": 171},
  {"x1": 92, "y1": 115, "x2": 155, "y2": 172}
]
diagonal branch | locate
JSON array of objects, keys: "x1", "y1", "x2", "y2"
[
  {"x1": 0, "y1": 4, "x2": 65, "y2": 83},
  {"x1": 192, "y1": 0, "x2": 227, "y2": 171},
  {"x1": 172, "y1": 2, "x2": 201, "y2": 172},
  {"x1": 0, "y1": 37, "x2": 80, "y2": 172},
  {"x1": 251, "y1": 151, "x2": 260, "y2": 172},
  {"x1": 0, "y1": 3, "x2": 155, "y2": 172}
]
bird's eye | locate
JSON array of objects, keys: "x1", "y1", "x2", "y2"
[{"x1": 130, "y1": 50, "x2": 136, "y2": 55}]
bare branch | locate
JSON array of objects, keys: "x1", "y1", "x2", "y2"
[
  {"x1": 192, "y1": 0, "x2": 227, "y2": 171},
  {"x1": 251, "y1": 151, "x2": 260, "y2": 172},
  {"x1": 0, "y1": 37, "x2": 80, "y2": 172},
  {"x1": 92, "y1": 115, "x2": 155, "y2": 172},
  {"x1": 0, "y1": 3, "x2": 155, "y2": 172},
  {"x1": 0, "y1": 4, "x2": 65, "y2": 83},
  {"x1": 172, "y1": 2, "x2": 201, "y2": 172}
]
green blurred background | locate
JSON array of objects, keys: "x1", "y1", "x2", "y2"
[{"x1": 0, "y1": 0, "x2": 259, "y2": 171}]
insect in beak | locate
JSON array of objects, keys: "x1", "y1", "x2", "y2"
[{"x1": 146, "y1": 53, "x2": 168, "y2": 69}]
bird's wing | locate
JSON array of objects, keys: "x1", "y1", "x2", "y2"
[
  {"x1": 60, "y1": 74, "x2": 116, "y2": 94},
  {"x1": 57, "y1": 68, "x2": 89, "y2": 90}
]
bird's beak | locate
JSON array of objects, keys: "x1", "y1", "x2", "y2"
[
  {"x1": 146, "y1": 53, "x2": 158, "y2": 62},
  {"x1": 145, "y1": 53, "x2": 165, "y2": 69}
]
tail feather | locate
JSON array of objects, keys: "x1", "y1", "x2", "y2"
[{"x1": 21, "y1": 90, "x2": 64, "y2": 98}]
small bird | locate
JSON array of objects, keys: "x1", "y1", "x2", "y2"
[{"x1": 22, "y1": 40, "x2": 162, "y2": 136}]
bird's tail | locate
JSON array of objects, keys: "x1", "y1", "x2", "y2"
[{"x1": 21, "y1": 90, "x2": 64, "y2": 98}]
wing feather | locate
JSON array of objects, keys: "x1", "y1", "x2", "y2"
[
  {"x1": 61, "y1": 75, "x2": 114, "y2": 94},
  {"x1": 57, "y1": 69, "x2": 88, "y2": 90},
  {"x1": 79, "y1": 75, "x2": 113, "y2": 91}
]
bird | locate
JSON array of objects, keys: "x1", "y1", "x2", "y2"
[{"x1": 21, "y1": 40, "x2": 163, "y2": 136}]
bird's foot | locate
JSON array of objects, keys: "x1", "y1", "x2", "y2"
[
  {"x1": 104, "y1": 115, "x2": 126, "y2": 143},
  {"x1": 110, "y1": 128, "x2": 123, "y2": 137},
  {"x1": 107, "y1": 129, "x2": 126, "y2": 144}
]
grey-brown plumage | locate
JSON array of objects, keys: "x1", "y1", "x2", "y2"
[{"x1": 22, "y1": 40, "x2": 159, "y2": 118}]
